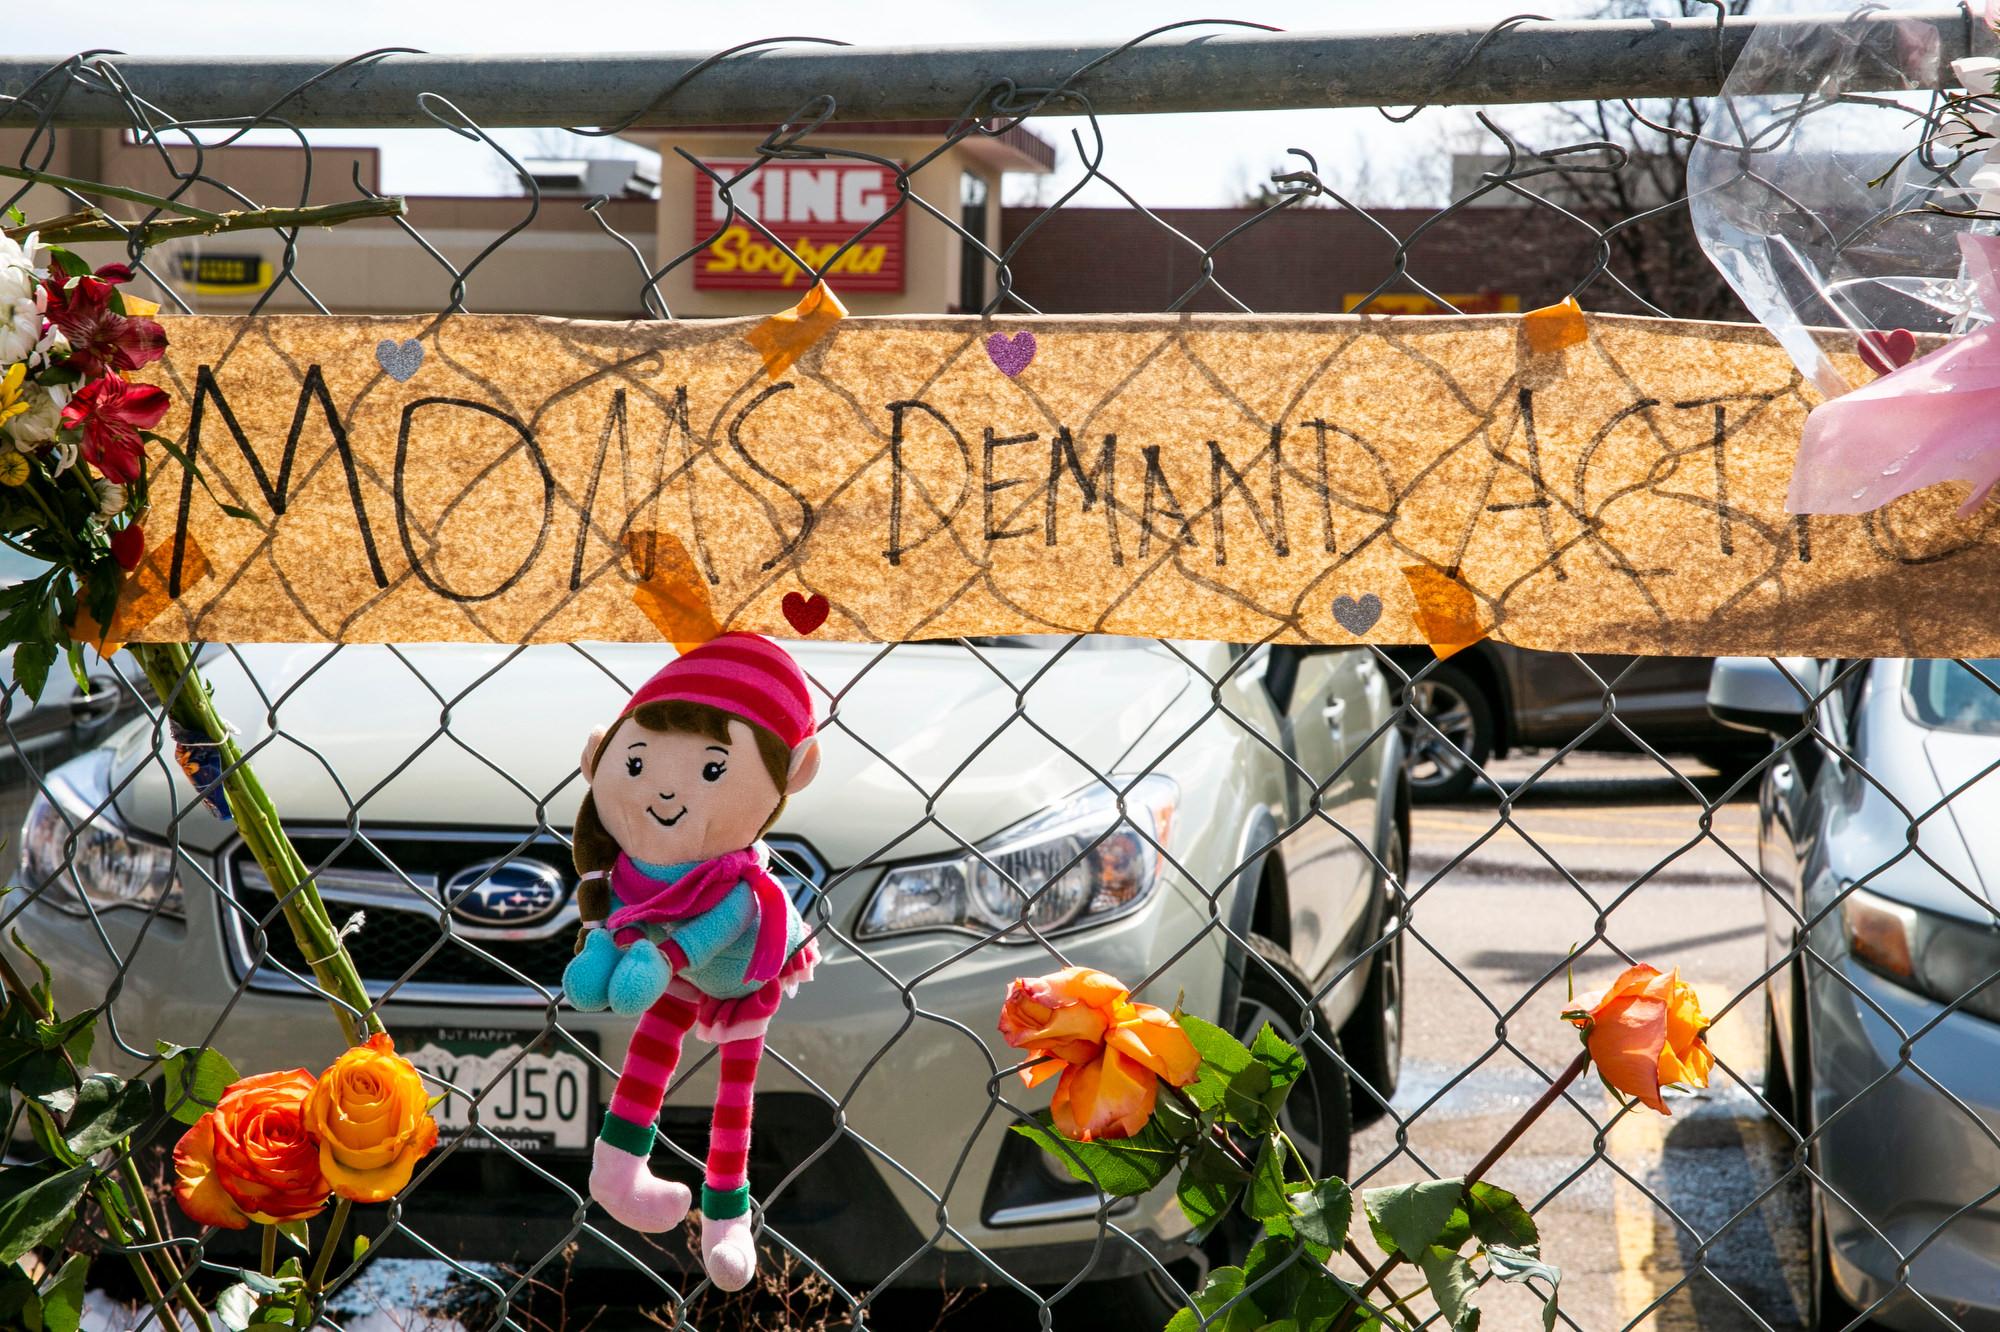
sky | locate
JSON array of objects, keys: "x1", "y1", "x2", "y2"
[{"x1": 14, "y1": 0, "x2": 1627, "y2": 209}]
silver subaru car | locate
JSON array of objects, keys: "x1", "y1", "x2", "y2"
[
  {"x1": 11, "y1": 637, "x2": 1407, "y2": 1325},
  {"x1": 1712, "y1": 656, "x2": 2000, "y2": 1332}
]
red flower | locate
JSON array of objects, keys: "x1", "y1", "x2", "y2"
[
  {"x1": 61, "y1": 375, "x2": 168, "y2": 484},
  {"x1": 43, "y1": 272, "x2": 166, "y2": 378},
  {"x1": 109, "y1": 525, "x2": 143, "y2": 571}
]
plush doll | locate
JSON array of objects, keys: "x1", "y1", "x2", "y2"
[{"x1": 561, "y1": 633, "x2": 822, "y2": 1292}]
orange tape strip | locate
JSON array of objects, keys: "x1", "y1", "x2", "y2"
[
  {"x1": 743, "y1": 281, "x2": 848, "y2": 380},
  {"x1": 1402, "y1": 565, "x2": 1487, "y2": 662},
  {"x1": 1522, "y1": 296, "x2": 1588, "y2": 354},
  {"x1": 626, "y1": 529, "x2": 721, "y2": 652},
  {"x1": 74, "y1": 532, "x2": 211, "y2": 655}
]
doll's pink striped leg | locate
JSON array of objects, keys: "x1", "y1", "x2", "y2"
[
  {"x1": 590, "y1": 988, "x2": 698, "y2": 1232},
  {"x1": 699, "y1": 1033, "x2": 765, "y2": 1291}
]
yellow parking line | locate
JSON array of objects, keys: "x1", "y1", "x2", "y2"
[
  {"x1": 1611, "y1": 983, "x2": 1760, "y2": 1325},
  {"x1": 1420, "y1": 808, "x2": 1755, "y2": 833}
]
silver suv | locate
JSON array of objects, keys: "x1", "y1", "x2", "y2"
[{"x1": 14, "y1": 637, "x2": 1406, "y2": 1320}]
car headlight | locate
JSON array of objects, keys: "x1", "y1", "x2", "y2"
[
  {"x1": 857, "y1": 776, "x2": 1178, "y2": 941},
  {"x1": 20, "y1": 749, "x2": 184, "y2": 918},
  {"x1": 1841, "y1": 885, "x2": 2000, "y2": 1020}
]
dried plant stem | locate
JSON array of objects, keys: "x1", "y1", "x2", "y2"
[
  {"x1": 130, "y1": 642, "x2": 382, "y2": 1046},
  {"x1": 0, "y1": 163, "x2": 227, "y2": 222},
  {"x1": 5, "y1": 196, "x2": 407, "y2": 246}
]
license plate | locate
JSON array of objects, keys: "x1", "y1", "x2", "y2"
[{"x1": 402, "y1": 1028, "x2": 596, "y2": 1154}]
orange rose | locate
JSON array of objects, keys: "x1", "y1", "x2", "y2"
[
  {"x1": 173, "y1": 1070, "x2": 329, "y2": 1229},
  {"x1": 999, "y1": 967, "x2": 1124, "y2": 1070},
  {"x1": 1564, "y1": 964, "x2": 1713, "y2": 1114},
  {"x1": 304, "y1": 1033, "x2": 440, "y2": 1203},
  {"x1": 1000, "y1": 967, "x2": 1201, "y2": 1142}
]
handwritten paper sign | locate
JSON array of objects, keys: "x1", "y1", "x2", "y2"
[{"x1": 120, "y1": 311, "x2": 2000, "y2": 655}]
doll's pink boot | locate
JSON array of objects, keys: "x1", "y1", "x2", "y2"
[
  {"x1": 701, "y1": 1210, "x2": 757, "y2": 1292},
  {"x1": 590, "y1": 1139, "x2": 691, "y2": 1233}
]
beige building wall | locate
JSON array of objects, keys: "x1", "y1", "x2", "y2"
[
  {"x1": 3, "y1": 129, "x2": 659, "y2": 319},
  {"x1": 654, "y1": 132, "x2": 1002, "y2": 318},
  {"x1": 4, "y1": 126, "x2": 1040, "y2": 321}
]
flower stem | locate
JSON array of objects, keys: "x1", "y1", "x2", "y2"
[
  {"x1": 299, "y1": 1197, "x2": 353, "y2": 1325},
  {"x1": 260, "y1": 1223, "x2": 276, "y2": 1277},
  {"x1": 0, "y1": 948, "x2": 215, "y2": 1332},
  {"x1": 129, "y1": 642, "x2": 381, "y2": 1045},
  {"x1": 1331, "y1": 1048, "x2": 1593, "y2": 1332},
  {"x1": 0, "y1": 163, "x2": 229, "y2": 223},
  {"x1": 1159, "y1": 1084, "x2": 1425, "y2": 1323}
]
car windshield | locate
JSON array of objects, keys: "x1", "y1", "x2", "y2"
[{"x1": 1906, "y1": 659, "x2": 2000, "y2": 734}]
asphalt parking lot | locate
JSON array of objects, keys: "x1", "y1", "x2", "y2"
[{"x1": 1352, "y1": 749, "x2": 1807, "y2": 1332}]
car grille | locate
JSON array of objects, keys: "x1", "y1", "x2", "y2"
[{"x1": 221, "y1": 831, "x2": 829, "y2": 1002}]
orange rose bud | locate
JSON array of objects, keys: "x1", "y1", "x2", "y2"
[
  {"x1": 172, "y1": 1069, "x2": 329, "y2": 1228},
  {"x1": 1564, "y1": 964, "x2": 1712, "y2": 1115},
  {"x1": 1105, "y1": 1001, "x2": 1202, "y2": 1087},
  {"x1": 1000, "y1": 967, "x2": 1203, "y2": 1142},
  {"x1": 305, "y1": 1033, "x2": 440, "y2": 1204},
  {"x1": 998, "y1": 967, "x2": 1125, "y2": 1075},
  {"x1": 1052, "y1": 1045, "x2": 1159, "y2": 1142}
]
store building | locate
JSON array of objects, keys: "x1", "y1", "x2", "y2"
[{"x1": 0, "y1": 125, "x2": 1678, "y2": 321}]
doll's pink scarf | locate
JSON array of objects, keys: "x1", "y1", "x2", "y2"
[{"x1": 604, "y1": 849, "x2": 790, "y2": 983}]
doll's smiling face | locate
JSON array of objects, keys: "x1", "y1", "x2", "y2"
[{"x1": 585, "y1": 715, "x2": 782, "y2": 866}]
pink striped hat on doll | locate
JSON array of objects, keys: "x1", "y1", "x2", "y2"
[{"x1": 619, "y1": 632, "x2": 816, "y2": 754}]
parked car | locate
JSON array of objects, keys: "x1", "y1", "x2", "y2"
[
  {"x1": 0, "y1": 548, "x2": 139, "y2": 883},
  {"x1": 1710, "y1": 655, "x2": 2000, "y2": 1331},
  {"x1": 11, "y1": 638, "x2": 1407, "y2": 1325},
  {"x1": 1391, "y1": 645, "x2": 1764, "y2": 799}
]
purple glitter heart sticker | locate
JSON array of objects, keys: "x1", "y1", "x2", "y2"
[{"x1": 985, "y1": 330, "x2": 1036, "y2": 377}]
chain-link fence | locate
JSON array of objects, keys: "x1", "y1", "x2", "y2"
[{"x1": 2, "y1": 7, "x2": 1997, "y2": 1330}]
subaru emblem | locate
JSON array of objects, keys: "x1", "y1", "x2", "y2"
[{"x1": 445, "y1": 859, "x2": 567, "y2": 927}]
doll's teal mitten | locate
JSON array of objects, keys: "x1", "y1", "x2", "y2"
[
  {"x1": 608, "y1": 938, "x2": 673, "y2": 1016},
  {"x1": 563, "y1": 927, "x2": 620, "y2": 1012}
]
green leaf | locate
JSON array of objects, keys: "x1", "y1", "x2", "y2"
[
  {"x1": 352, "y1": 1232, "x2": 370, "y2": 1262},
  {"x1": 1362, "y1": 1177, "x2": 1464, "y2": 1260},
  {"x1": 215, "y1": 1283, "x2": 258, "y2": 1332},
  {"x1": 1418, "y1": 1246, "x2": 1482, "y2": 1332},
  {"x1": 62, "y1": 1076, "x2": 152, "y2": 1156},
  {"x1": 1164, "y1": 1263, "x2": 1248, "y2": 1332},
  {"x1": 62, "y1": 643, "x2": 87, "y2": 698},
  {"x1": 1237, "y1": 1234, "x2": 1346, "y2": 1327},
  {"x1": 159, "y1": 1041, "x2": 239, "y2": 1126},
  {"x1": 238, "y1": 1267, "x2": 298, "y2": 1297},
  {"x1": 1182, "y1": 1015, "x2": 1255, "y2": 1105},
  {"x1": 0, "y1": 1166, "x2": 92, "y2": 1264},
  {"x1": 37, "y1": 1253, "x2": 87, "y2": 1332},
  {"x1": 1466, "y1": 1182, "x2": 1538, "y2": 1249},
  {"x1": 1008, "y1": 1115, "x2": 1179, "y2": 1197},
  {"x1": 1242, "y1": 1136, "x2": 1298, "y2": 1226},
  {"x1": 0, "y1": 1262, "x2": 42, "y2": 1332},
  {"x1": 276, "y1": 1219, "x2": 311, "y2": 1252},
  {"x1": 1180, "y1": 1015, "x2": 1278, "y2": 1131},
  {"x1": 12, "y1": 640, "x2": 53, "y2": 706},
  {"x1": 1249, "y1": 1023, "x2": 1305, "y2": 1098},
  {"x1": 1287, "y1": 1178, "x2": 1353, "y2": 1250},
  {"x1": 1486, "y1": 1244, "x2": 1561, "y2": 1332},
  {"x1": 5, "y1": 931, "x2": 51, "y2": 1016},
  {"x1": 142, "y1": 432, "x2": 266, "y2": 529},
  {"x1": 1177, "y1": 1141, "x2": 1249, "y2": 1240}
]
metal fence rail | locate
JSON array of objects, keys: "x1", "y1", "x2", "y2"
[{"x1": 0, "y1": 9, "x2": 1994, "y2": 1332}]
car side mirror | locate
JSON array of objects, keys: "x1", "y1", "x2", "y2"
[{"x1": 1707, "y1": 657, "x2": 1816, "y2": 738}]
